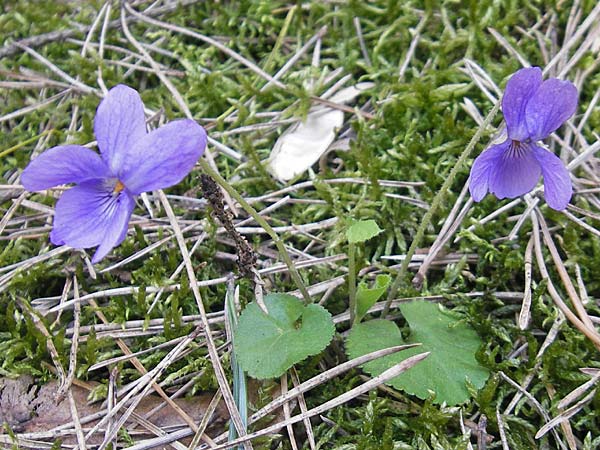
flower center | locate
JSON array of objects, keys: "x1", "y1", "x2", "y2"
[
  {"x1": 113, "y1": 180, "x2": 125, "y2": 194},
  {"x1": 507, "y1": 140, "x2": 526, "y2": 158}
]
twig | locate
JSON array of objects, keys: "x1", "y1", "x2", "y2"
[
  {"x1": 262, "y1": 26, "x2": 328, "y2": 91},
  {"x1": 124, "y1": 2, "x2": 284, "y2": 88},
  {"x1": 518, "y1": 235, "x2": 534, "y2": 329},
  {"x1": 90, "y1": 328, "x2": 202, "y2": 450},
  {"x1": 86, "y1": 297, "x2": 202, "y2": 434},
  {"x1": 15, "y1": 43, "x2": 97, "y2": 94},
  {"x1": 0, "y1": 0, "x2": 203, "y2": 58},
  {"x1": 353, "y1": 18, "x2": 372, "y2": 67},
  {"x1": 63, "y1": 276, "x2": 80, "y2": 393},
  {"x1": 544, "y1": 2, "x2": 600, "y2": 74},
  {"x1": 67, "y1": 390, "x2": 87, "y2": 450},
  {"x1": 530, "y1": 213, "x2": 600, "y2": 349},
  {"x1": 291, "y1": 368, "x2": 316, "y2": 450},
  {"x1": 199, "y1": 159, "x2": 311, "y2": 302},
  {"x1": 412, "y1": 181, "x2": 472, "y2": 288},
  {"x1": 399, "y1": 15, "x2": 428, "y2": 79},
  {"x1": 214, "y1": 352, "x2": 429, "y2": 449},
  {"x1": 157, "y1": 190, "x2": 251, "y2": 449},
  {"x1": 92, "y1": 344, "x2": 422, "y2": 450},
  {"x1": 186, "y1": 391, "x2": 222, "y2": 450},
  {"x1": 504, "y1": 316, "x2": 564, "y2": 415},
  {"x1": 16, "y1": 299, "x2": 67, "y2": 398},
  {"x1": 499, "y1": 371, "x2": 567, "y2": 450},
  {"x1": 120, "y1": 6, "x2": 192, "y2": 118},
  {"x1": 0, "y1": 90, "x2": 70, "y2": 123},
  {"x1": 558, "y1": 371, "x2": 600, "y2": 409},
  {"x1": 97, "y1": 2, "x2": 111, "y2": 94},
  {"x1": 201, "y1": 174, "x2": 264, "y2": 311},
  {"x1": 281, "y1": 375, "x2": 300, "y2": 450},
  {"x1": 496, "y1": 407, "x2": 510, "y2": 450},
  {"x1": 535, "y1": 389, "x2": 596, "y2": 439},
  {"x1": 536, "y1": 211, "x2": 598, "y2": 333}
]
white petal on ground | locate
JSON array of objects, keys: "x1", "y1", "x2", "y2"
[
  {"x1": 267, "y1": 108, "x2": 343, "y2": 181},
  {"x1": 267, "y1": 83, "x2": 374, "y2": 181}
]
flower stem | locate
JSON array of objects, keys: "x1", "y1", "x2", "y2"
[
  {"x1": 348, "y1": 242, "x2": 357, "y2": 325},
  {"x1": 381, "y1": 100, "x2": 501, "y2": 317},
  {"x1": 199, "y1": 159, "x2": 311, "y2": 303}
]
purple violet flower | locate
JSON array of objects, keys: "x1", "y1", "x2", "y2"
[
  {"x1": 469, "y1": 67, "x2": 578, "y2": 210},
  {"x1": 21, "y1": 85, "x2": 207, "y2": 263}
]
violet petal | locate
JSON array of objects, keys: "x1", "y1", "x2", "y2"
[
  {"x1": 502, "y1": 67, "x2": 542, "y2": 141},
  {"x1": 488, "y1": 142, "x2": 541, "y2": 199},
  {"x1": 469, "y1": 141, "x2": 508, "y2": 202},
  {"x1": 120, "y1": 119, "x2": 207, "y2": 194},
  {"x1": 21, "y1": 145, "x2": 111, "y2": 191},
  {"x1": 91, "y1": 192, "x2": 135, "y2": 263},
  {"x1": 530, "y1": 145, "x2": 572, "y2": 210},
  {"x1": 50, "y1": 180, "x2": 135, "y2": 259},
  {"x1": 94, "y1": 84, "x2": 147, "y2": 174},
  {"x1": 525, "y1": 78, "x2": 578, "y2": 141}
]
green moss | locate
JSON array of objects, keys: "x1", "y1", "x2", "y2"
[{"x1": 1, "y1": 0, "x2": 599, "y2": 446}]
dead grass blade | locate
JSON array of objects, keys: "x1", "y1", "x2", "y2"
[{"x1": 215, "y1": 352, "x2": 429, "y2": 449}]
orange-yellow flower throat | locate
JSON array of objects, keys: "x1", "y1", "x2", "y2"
[{"x1": 113, "y1": 180, "x2": 125, "y2": 194}]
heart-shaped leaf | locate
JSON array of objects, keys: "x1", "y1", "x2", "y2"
[
  {"x1": 355, "y1": 274, "x2": 391, "y2": 322},
  {"x1": 234, "y1": 293, "x2": 335, "y2": 379},
  {"x1": 346, "y1": 301, "x2": 489, "y2": 405}
]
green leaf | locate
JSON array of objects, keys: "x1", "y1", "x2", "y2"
[
  {"x1": 346, "y1": 220, "x2": 383, "y2": 244},
  {"x1": 355, "y1": 274, "x2": 391, "y2": 322},
  {"x1": 234, "y1": 293, "x2": 335, "y2": 379},
  {"x1": 346, "y1": 301, "x2": 489, "y2": 405}
]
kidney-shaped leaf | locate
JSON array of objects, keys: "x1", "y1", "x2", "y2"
[
  {"x1": 234, "y1": 293, "x2": 335, "y2": 379},
  {"x1": 346, "y1": 301, "x2": 489, "y2": 405}
]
